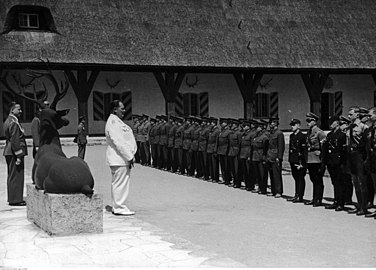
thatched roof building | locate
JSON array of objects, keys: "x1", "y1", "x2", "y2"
[{"x1": 0, "y1": 0, "x2": 375, "y2": 71}]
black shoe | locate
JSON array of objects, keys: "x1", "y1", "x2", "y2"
[
  {"x1": 304, "y1": 200, "x2": 315, "y2": 205},
  {"x1": 313, "y1": 201, "x2": 323, "y2": 207},
  {"x1": 233, "y1": 185, "x2": 241, "y2": 189},
  {"x1": 347, "y1": 208, "x2": 359, "y2": 214},
  {"x1": 356, "y1": 209, "x2": 369, "y2": 216},
  {"x1": 9, "y1": 201, "x2": 26, "y2": 206},
  {"x1": 251, "y1": 189, "x2": 259, "y2": 193},
  {"x1": 365, "y1": 211, "x2": 376, "y2": 218},
  {"x1": 287, "y1": 196, "x2": 298, "y2": 202},
  {"x1": 325, "y1": 204, "x2": 337, "y2": 210},
  {"x1": 335, "y1": 205, "x2": 344, "y2": 211},
  {"x1": 258, "y1": 191, "x2": 267, "y2": 195},
  {"x1": 292, "y1": 197, "x2": 304, "y2": 203}
]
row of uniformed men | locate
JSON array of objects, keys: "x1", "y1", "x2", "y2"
[
  {"x1": 132, "y1": 114, "x2": 285, "y2": 196},
  {"x1": 131, "y1": 107, "x2": 376, "y2": 219}
]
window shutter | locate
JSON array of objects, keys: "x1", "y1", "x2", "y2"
[
  {"x1": 199, "y1": 92, "x2": 209, "y2": 117},
  {"x1": 93, "y1": 91, "x2": 104, "y2": 120},
  {"x1": 121, "y1": 91, "x2": 132, "y2": 120},
  {"x1": 175, "y1": 93, "x2": 184, "y2": 116},
  {"x1": 269, "y1": 92, "x2": 278, "y2": 117},
  {"x1": 334, "y1": 91, "x2": 342, "y2": 116}
]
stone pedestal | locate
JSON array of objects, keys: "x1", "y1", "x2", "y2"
[{"x1": 26, "y1": 183, "x2": 103, "y2": 236}]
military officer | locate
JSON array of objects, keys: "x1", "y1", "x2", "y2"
[
  {"x1": 228, "y1": 119, "x2": 243, "y2": 188},
  {"x1": 191, "y1": 117, "x2": 202, "y2": 178},
  {"x1": 159, "y1": 115, "x2": 170, "y2": 170},
  {"x1": 217, "y1": 118, "x2": 232, "y2": 184},
  {"x1": 174, "y1": 117, "x2": 185, "y2": 174},
  {"x1": 339, "y1": 115, "x2": 354, "y2": 205},
  {"x1": 132, "y1": 115, "x2": 141, "y2": 163},
  {"x1": 321, "y1": 116, "x2": 347, "y2": 211},
  {"x1": 239, "y1": 120, "x2": 253, "y2": 191},
  {"x1": 3, "y1": 102, "x2": 27, "y2": 206},
  {"x1": 346, "y1": 106, "x2": 369, "y2": 216},
  {"x1": 287, "y1": 118, "x2": 307, "y2": 203},
  {"x1": 167, "y1": 116, "x2": 178, "y2": 172},
  {"x1": 182, "y1": 117, "x2": 195, "y2": 176},
  {"x1": 365, "y1": 107, "x2": 376, "y2": 218},
  {"x1": 266, "y1": 117, "x2": 285, "y2": 198},
  {"x1": 304, "y1": 112, "x2": 326, "y2": 207},
  {"x1": 198, "y1": 117, "x2": 211, "y2": 180},
  {"x1": 207, "y1": 117, "x2": 220, "y2": 182},
  {"x1": 252, "y1": 119, "x2": 269, "y2": 194}
]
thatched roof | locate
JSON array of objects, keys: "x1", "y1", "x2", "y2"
[{"x1": 0, "y1": 0, "x2": 375, "y2": 70}]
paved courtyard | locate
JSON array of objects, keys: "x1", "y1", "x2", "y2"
[{"x1": 0, "y1": 140, "x2": 376, "y2": 268}]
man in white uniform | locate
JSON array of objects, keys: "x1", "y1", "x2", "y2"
[{"x1": 105, "y1": 100, "x2": 137, "y2": 216}]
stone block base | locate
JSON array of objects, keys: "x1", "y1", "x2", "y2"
[{"x1": 26, "y1": 183, "x2": 103, "y2": 236}]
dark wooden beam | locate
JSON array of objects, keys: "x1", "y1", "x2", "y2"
[
  {"x1": 153, "y1": 71, "x2": 185, "y2": 115},
  {"x1": 64, "y1": 69, "x2": 100, "y2": 132},
  {"x1": 233, "y1": 71, "x2": 263, "y2": 118},
  {"x1": 301, "y1": 71, "x2": 329, "y2": 117}
]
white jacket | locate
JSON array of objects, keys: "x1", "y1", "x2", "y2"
[{"x1": 105, "y1": 114, "x2": 137, "y2": 166}]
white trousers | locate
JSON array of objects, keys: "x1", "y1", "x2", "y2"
[{"x1": 110, "y1": 166, "x2": 131, "y2": 214}]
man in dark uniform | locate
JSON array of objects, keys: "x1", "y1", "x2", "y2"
[
  {"x1": 207, "y1": 117, "x2": 220, "y2": 182},
  {"x1": 182, "y1": 117, "x2": 195, "y2": 176},
  {"x1": 3, "y1": 102, "x2": 27, "y2": 206},
  {"x1": 287, "y1": 118, "x2": 307, "y2": 203},
  {"x1": 174, "y1": 117, "x2": 185, "y2": 174},
  {"x1": 365, "y1": 107, "x2": 376, "y2": 218},
  {"x1": 239, "y1": 120, "x2": 253, "y2": 191},
  {"x1": 191, "y1": 117, "x2": 202, "y2": 178},
  {"x1": 159, "y1": 115, "x2": 170, "y2": 170},
  {"x1": 77, "y1": 116, "x2": 88, "y2": 159},
  {"x1": 133, "y1": 115, "x2": 142, "y2": 163},
  {"x1": 228, "y1": 119, "x2": 243, "y2": 188},
  {"x1": 217, "y1": 118, "x2": 232, "y2": 184},
  {"x1": 321, "y1": 116, "x2": 347, "y2": 211},
  {"x1": 141, "y1": 114, "x2": 151, "y2": 166},
  {"x1": 346, "y1": 106, "x2": 370, "y2": 216},
  {"x1": 150, "y1": 116, "x2": 161, "y2": 168},
  {"x1": 167, "y1": 116, "x2": 177, "y2": 172},
  {"x1": 266, "y1": 117, "x2": 285, "y2": 197},
  {"x1": 198, "y1": 117, "x2": 211, "y2": 180},
  {"x1": 252, "y1": 119, "x2": 269, "y2": 194},
  {"x1": 304, "y1": 112, "x2": 327, "y2": 207},
  {"x1": 339, "y1": 115, "x2": 354, "y2": 205}
]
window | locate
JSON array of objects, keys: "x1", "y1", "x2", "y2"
[
  {"x1": 18, "y1": 13, "x2": 39, "y2": 29},
  {"x1": 93, "y1": 91, "x2": 132, "y2": 121},
  {"x1": 2, "y1": 5, "x2": 58, "y2": 34},
  {"x1": 176, "y1": 92, "x2": 208, "y2": 117},
  {"x1": 255, "y1": 92, "x2": 278, "y2": 118}
]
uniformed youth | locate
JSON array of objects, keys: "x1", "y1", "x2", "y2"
[
  {"x1": 217, "y1": 118, "x2": 232, "y2": 185},
  {"x1": 239, "y1": 120, "x2": 253, "y2": 191},
  {"x1": 227, "y1": 119, "x2": 243, "y2": 188},
  {"x1": 191, "y1": 117, "x2": 202, "y2": 178},
  {"x1": 198, "y1": 117, "x2": 211, "y2": 180},
  {"x1": 174, "y1": 117, "x2": 185, "y2": 174},
  {"x1": 287, "y1": 118, "x2": 307, "y2": 203},
  {"x1": 182, "y1": 117, "x2": 195, "y2": 176},
  {"x1": 167, "y1": 116, "x2": 178, "y2": 172}
]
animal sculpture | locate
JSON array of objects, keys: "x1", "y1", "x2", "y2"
[{"x1": 1, "y1": 63, "x2": 95, "y2": 196}]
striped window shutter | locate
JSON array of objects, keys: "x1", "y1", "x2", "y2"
[
  {"x1": 175, "y1": 93, "x2": 184, "y2": 116},
  {"x1": 255, "y1": 93, "x2": 269, "y2": 118},
  {"x1": 121, "y1": 91, "x2": 132, "y2": 120},
  {"x1": 334, "y1": 91, "x2": 342, "y2": 116},
  {"x1": 269, "y1": 92, "x2": 278, "y2": 117},
  {"x1": 199, "y1": 92, "x2": 209, "y2": 117},
  {"x1": 93, "y1": 91, "x2": 105, "y2": 120}
]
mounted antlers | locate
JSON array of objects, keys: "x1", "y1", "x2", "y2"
[
  {"x1": 185, "y1": 76, "x2": 199, "y2": 88},
  {"x1": 26, "y1": 59, "x2": 69, "y2": 109},
  {"x1": 1, "y1": 71, "x2": 48, "y2": 106},
  {"x1": 1, "y1": 59, "x2": 69, "y2": 109}
]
